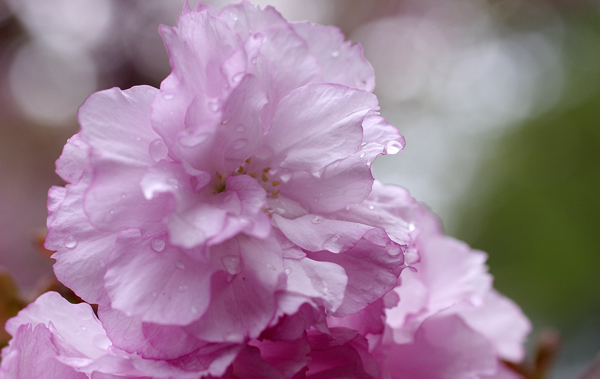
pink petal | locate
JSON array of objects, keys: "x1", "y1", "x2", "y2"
[
  {"x1": 104, "y1": 229, "x2": 217, "y2": 325},
  {"x1": 5, "y1": 292, "x2": 110, "y2": 360},
  {"x1": 79, "y1": 86, "x2": 159, "y2": 167},
  {"x1": 154, "y1": 10, "x2": 241, "y2": 146},
  {"x1": 265, "y1": 83, "x2": 377, "y2": 173},
  {"x1": 292, "y1": 22, "x2": 375, "y2": 91},
  {"x1": 175, "y1": 74, "x2": 267, "y2": 175},
  {"x1": 0, "y1": 324, "x2": 87, "y2": 379},
  {"x1": 46, "y1": 177, "x2": 113, "y2": 305},
  {"x1": 460, "y1": 290, "x2": 531, "y2": 362},
  {"x1": 378, "y1": 315, "x2": 497, "y2": 379},
  {"x1": 185, "y1": 235, "x2": 284, "y2": 342}
]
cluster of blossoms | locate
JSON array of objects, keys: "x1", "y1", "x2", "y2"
[{"x1": 0, "y1": 2, "x2": 530, "y2": 378}]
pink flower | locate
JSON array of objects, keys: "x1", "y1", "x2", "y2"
[
  {"x1": 45, "y1": 0, "x2": 406, "y2": 356},
  {"x1": 326, "y1": 182, "x2": 531, "y2": 379},
  {"x1": 0, "y1": 292, "x2": 241, "y2": 379}
]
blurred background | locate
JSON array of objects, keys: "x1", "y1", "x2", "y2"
[{"x1": 0, "y1": 0, "x2": 598, "y2": 377}]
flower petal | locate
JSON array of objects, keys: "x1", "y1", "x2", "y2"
[{"x1": 265, "y1": 83, "x2": 377, "y2": 172}]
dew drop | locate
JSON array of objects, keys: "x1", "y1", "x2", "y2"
[
  {"x1": 175, "y1": 260, "x2": 185, "y2": 269},
  {"x1": 167, "y1": 178, "x2": 179, "y2": 189},
  {"x1": 384, "y1": 140, "x2": 403, "y2": 155},
  {"x1": 331, "y1": 50, "x2": 340, "y2": 58},
  {"x1": 191, "y1": 306, "x2": 198, "y2": 314},
  {"x1": 345, "y1": 205, "x2": 351, "y2": 211},
  {"x1": 120, "y1": 193, "x2": 127, "y2": 199},
  {"x1": 408, "y1": 223, "x2": 415, "y2": 232},
  {"x1": 149, "y1": 138, "x2": 168, "y2": 162},
  {"x1": 359, "y1": 152, "x2": 366, "y2": 158},
  {"x1": 251, "y1": 57, "x2": 257, "y2": 64},
  {"x1": 284, "y1": 268, "x2": 292, "y2": 275},
  {"x1": 323, "y1": 234, "x2": 341, "y2": 252},
  {"x1": 64, "y1": 235, "x2": 77, "y2": 249},
  {"x1": 178, "y1": 285, "x2": 188, "y2": 292},
  {"x1": 220, "y1": 255, "x2": 243, "y2": 275},
  {"x1": 368, "y1": 205, "x2": 374, "y2": 210},
  {"x1": 311, "y1": 215, "x2": 324, "y2": 224},
  {"x1": 232, "y1": 72, "x2": 245, "y2": 83},
  {"x1": 151, "y1": 238, "x2": 165, "y2": 252},
  {"x1": 135, "y1": 137, "x2": 141, "y2": 142},
  {"x1": 80, "y1": 326, "x2": 87, "y2": 331},
  {"x1": 163, "y1": 94, "x2": 175, "y2": 100},
  {"x1": 232, "y1": 139, "x2": 248, "y2": 150},
  {"x1": 361, "y1": 142, "x2": 367, "y2": 147},
  {"x1": 208, "y1": 100, "x2": 220, "y2": 112},
  {"x1": 235, "y1": 124, "x2": 245, "y2": 132},
  {"x1": 221, "y1": 119, "x2": 229, "y2": 125}
]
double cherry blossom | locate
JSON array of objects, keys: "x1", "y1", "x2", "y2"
[{"x1": 1, "y1": 2, "x2": 530, "y2": 378}]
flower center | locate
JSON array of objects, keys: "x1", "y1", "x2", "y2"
[{"x1": 214, "y1": 157, "x2": 281, "y2": 198}]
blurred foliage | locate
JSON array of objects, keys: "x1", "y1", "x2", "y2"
[{"x1": 454, "y1": 5, "x2": 600, "y2": 340}]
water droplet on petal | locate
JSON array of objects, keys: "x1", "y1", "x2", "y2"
[
  {"x1": 284, "y1": 268, "x2": 291, "y2": 275},
  {"x1": 135, "y1": 137, "x2": 141, "y2": 142},
  {"x1": 331, "y1": 50, "x2": 340, "y2": 58},
  {"x1": 323, "y1": 234, "x2": 341, "y2": 251},
  {"x1": 345, "y1": 205, "x2": 351, "y2": 211},
  {"x1": 220, "y1": 255, "x2": 243, "y2": 275},
  {"x1": 311, "y1": 215, "x2": 324, "y2": 224},
  {"x1": 359, "y1": 152, "x2": 366, "y2": 158},
  {"x1": 191, "y1": 306, "x2": 198, "y2": 314},
  {"x1": 232, "y1": 139, "x2": 248, "y2": 150},
  {"x1": 232, "y1": 72, "x2": 245, "y2": 83},
  {"x1": 178, "y1": 285, "x2": 188, "y2": 292},
  {"x1": 64, "y1": 235, "x2": 77, "y2": 249},
  {"x1": 361, "y1": 142, "x2": 367, "y2": 147},
  {"x1": 81, "y1": 326, "x2": 87, "y2": 331},
  {"x1": 368, "y1": 205, "x2": 374, "y2": 210},
  {"x1": 151, "y1": 238, "x2": 165, "y2": 252},
  {"x1": 208, "y1": 100, "x2": 220, "y2": 112},
  {"x1": 120, "y1": 193, "x2": 127, "y2": 199},
  {"x1": 384, "y1": 140, "x2": 403, "y2": 155},
  {"x1": 163, "y1": 94, "x2": 174, "y2": 100},
  {"x1": 175, "y1": 260, "x2": 185, "y2": 269},
  {"x1": 235, "y1": 124, "x2": 245, "y2": 132},
  {"x1": 149, "y1": 138, "x2": 168, "y2": 162},
  {"x1": 167, "y1": 178, "x2": 179, "y2": 189},
  {"x1": 251, "y1": 57, "x2": 257, "y2": 64},
  {"x1": 408, "y1": 223, "x2": 415, "y2": 232}
]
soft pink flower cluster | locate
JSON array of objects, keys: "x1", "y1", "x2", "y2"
[{"x1": 1, "y1": 2, "x2": 530, "y2": 378}]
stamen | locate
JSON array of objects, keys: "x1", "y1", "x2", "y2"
[
  {"x1": 245, "y1": 157, "x2": 251, "y2": 164},
  {"x1": 271, "y1": 189, "x2": 280, "y2": 197},
  {"x1": 262, "y1": 173, "x2": 269, "y2": 182},
  {"x1": 271, "y1": 181, "x2": 280, "y2": 186},
  {"x1": 249, "y1": 173, "x2": 257, "y2": 179},
  {"x1": 236, "y1": 166, "x2": 244, "y2": 174},
  {"x1": 263, "y1": 167, "x2": 271, "y2": 173}
]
